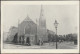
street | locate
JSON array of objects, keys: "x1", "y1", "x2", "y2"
[{"x1": 3, "y1": 41, "x2": 77, "y2": 49}]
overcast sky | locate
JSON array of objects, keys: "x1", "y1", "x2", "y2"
[{"x1": 2, "y1": 4, "x2": 79, "y2": 35}]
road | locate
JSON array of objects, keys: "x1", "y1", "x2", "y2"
[{"x1": 3, "y1": 42, "x2": 77, "y2": 49}]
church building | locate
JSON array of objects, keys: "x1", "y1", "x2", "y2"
[
  {"x1": 5, "y1": 5, "x2": 55, "y2": 46},
  {"x1": 17, "y1": 5, "x2": 48, "y2": 45}
]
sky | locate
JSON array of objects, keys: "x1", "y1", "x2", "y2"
[{"x1": 2, "y1": 4, "x2": 79, "y2": 35}]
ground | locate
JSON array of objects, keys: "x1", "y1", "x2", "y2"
[{"x1": 3, "y1": 41, "x2": 77, "y2": 49}]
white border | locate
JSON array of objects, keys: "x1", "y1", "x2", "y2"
[{"x1": 1, "y1": 1, "x2": 79, "y2": 53}]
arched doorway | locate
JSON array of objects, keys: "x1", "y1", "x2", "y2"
[{"x1": 26, "y1": 37, "x2": 30, "y2": 45}]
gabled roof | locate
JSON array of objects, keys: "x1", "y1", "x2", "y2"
[
  {"x1": 23, "y1": 15, "x2": 32, "y2": 21},
  {"x1": 20, "y1": 15, "x2": 37, "y2": 28}
]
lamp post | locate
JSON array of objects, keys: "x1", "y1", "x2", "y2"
[{"x1": 54, "y1": 20, "x2": 58, "y2": 49}]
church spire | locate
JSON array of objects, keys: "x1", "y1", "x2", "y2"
[
  {"x1": 40, "y1": 5, "x2": 44, "y2": 19},
  {"x1": 41, "y1": 5, "x2": 43, "y2": 12},
  {"x1": 39, "y1": 5, "x2": 46, "y2": 28}
]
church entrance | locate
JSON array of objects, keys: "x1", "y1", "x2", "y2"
[
  {"x1": 26, "y1": 37, "x2": 30, "y2": 45},
  {"x1": 24, "y1": 34, "x2": 37, "y2": 45}
]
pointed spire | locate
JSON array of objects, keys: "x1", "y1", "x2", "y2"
[
  {"x1": 39, "y1": 5, "x2": 44, "y2": 20},
  {"x1": 39, "y1": 5, "x2": 46, "y2": 28},
  {"x1": 41, "y1": 5, "x2": 43, "y2": 12},
  {"x1": 40, "y1": 5, "x2": 43, "y2": 17}
]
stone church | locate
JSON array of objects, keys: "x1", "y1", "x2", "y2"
[
  {"x1": 6, "y1": 5, "x2": 55, "y2": 45},
  {"x1": 17, "y1": 5, "x2": 47, "y2": 45}
]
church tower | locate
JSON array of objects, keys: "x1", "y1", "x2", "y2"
[
  {"x1": 37, "y1": 5, "x2": 48, "y2": 43},
  {"x1": 39, "y1": 5, "x2": 46, "y2": 28}
]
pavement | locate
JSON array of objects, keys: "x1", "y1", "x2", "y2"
[{"x1": 3, "y1": 42, "x2": 77, "y2": 49}]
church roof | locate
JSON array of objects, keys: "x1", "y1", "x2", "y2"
[
  {"x1": 24, "y1": 15, "x2": 32, "y2": 21},
  {"x1": 20, "y1": 15, "x2": 36, "y2": 26},
  {"x1": 20, "y1": 15, "x2": 37, "y2": 27}
]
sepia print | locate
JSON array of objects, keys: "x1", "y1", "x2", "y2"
[{"x1": 1, "y1": 1, "x2": 79, "y2": 53}]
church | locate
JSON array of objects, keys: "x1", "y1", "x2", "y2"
[
  {"x1": 6, "y1": 5, "x2": 55, "y2": 45},
  {"x1": 17, "y1": 5, "x2": 47, "y2": 45}
]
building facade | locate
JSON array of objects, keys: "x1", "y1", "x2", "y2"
[
  {"x1": 18, "y1": 16, "x2": 37, "y2": 45},
  {"x1": 6, "y1": 5, "x2": 55, "y2": 45},
  {"x1": 17, "y1": 5, "x2": 47, "y2": 45}
]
